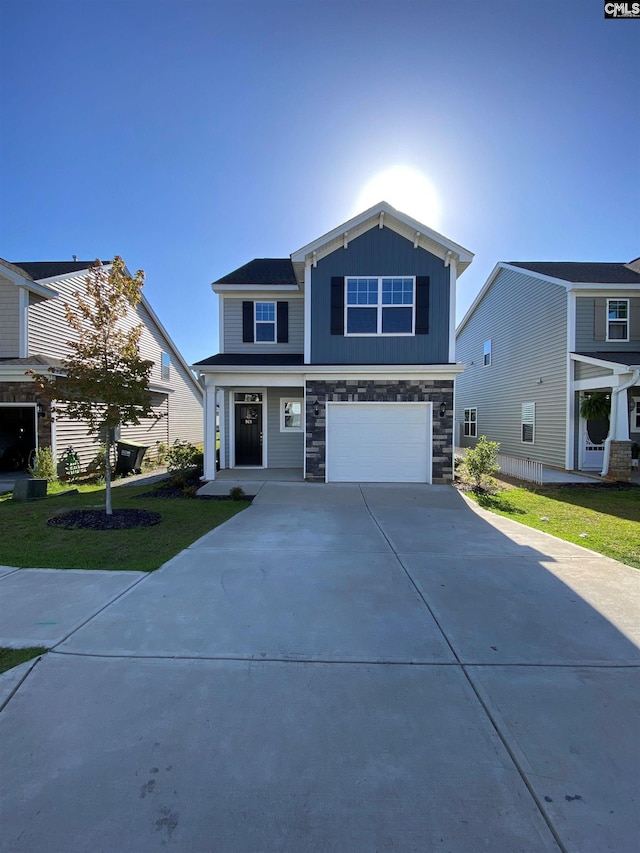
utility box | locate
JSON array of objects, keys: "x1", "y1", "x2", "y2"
[
  {"x1": 115, "y1": 442, "x2": 148, "y2": 475},
  {"x1": 13, "y1": 478, "x2": 47, "y2": 501}
]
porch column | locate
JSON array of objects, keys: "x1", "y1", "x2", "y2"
[
  {"x1": 204, "y1": 381, "x2": 217, "y2": 480},
  {"x1": 602, "y1": 369, "x2": 640, "y2": 478}
]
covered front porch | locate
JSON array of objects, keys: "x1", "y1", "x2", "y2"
[{"x1": 571, "y1": 353, "x2": 640, "y2": 479}]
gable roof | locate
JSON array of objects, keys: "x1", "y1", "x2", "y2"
[
  {"x1": 213, "y1": 258, "x2": 298, "y2": 287},
  {"x1": 290, "y1": 201, "x2": 474, "y2": 273},
  {"x1": 509, "y1": 261, "x2": 640, "y2": 284},
  {"x1": 0, "y1": 258, "x2": 58, "y2": 299},
  {"x1": 14, "y1": 261, "x2": 111, "y2": 280}
]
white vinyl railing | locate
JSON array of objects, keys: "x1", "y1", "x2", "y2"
[{"x1": 496, "y1": 454, "x2": 544, "y2": 485}]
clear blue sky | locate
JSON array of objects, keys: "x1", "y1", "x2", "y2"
[{"x1": 1, "y1": 0, "x2": 638, "y2": 366}]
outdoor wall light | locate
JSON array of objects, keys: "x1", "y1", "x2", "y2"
[
  {"x1": 314, "y1": 402, "x2": 320, "y2": 418},
  {"x1": 439, "y1": 401, "x2": 447, "y2": 418},
  {"x1": 36, "y1": 402, "x2": 46, "y2": 418}
]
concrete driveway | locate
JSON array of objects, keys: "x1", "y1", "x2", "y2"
[{"x1": 1, "y1": 482, "x2": 638, "y2": 852}]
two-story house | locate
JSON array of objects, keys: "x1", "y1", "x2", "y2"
[
  {"x1": 455, "y1": 260, "x2": 640, "y2": 479},
  {"x1": 195, "y1": 202, "x2": 474, "y2": 483},
  {"x1": 0, "y1": 258, "x2": 203, "y2": 475}
]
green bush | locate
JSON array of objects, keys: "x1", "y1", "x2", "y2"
[
  {"x1": 458, "y1": 436, "x2": 500, "y2": 492},
  {"x1": 28, "y1": 447, "x2": 57, "y2": 482},
  {"x1": 229, "y1": 486, "x2": 246, "y2": 501},
  {"x1": 166, "y1": 439, "x2": 201, "y2": 473},
  {"x1": 155, "y1": 441, "x2": 168, "y2": 466}
]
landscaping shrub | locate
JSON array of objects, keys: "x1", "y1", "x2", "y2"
[
  {"x1": 28, "y1": 447, "x2": 57, "y2": 483},
  {"x1": 457, "y1": 436, "x2": 500, "y2": 492},
  {"x1": 166, "y1": 439, "x2": 201, "y2": 473},
  {"x1": 229, "y1": 486, "x2": 246, "y2": 501}
]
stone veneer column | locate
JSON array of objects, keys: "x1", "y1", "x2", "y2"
[
  {"x1": 305, "y1": 379, "x2": 454, "y2": 483},
  {"x1": 606, "y1": 440, "x2": 632, "y2": 482}
]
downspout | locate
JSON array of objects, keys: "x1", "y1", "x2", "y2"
[{"x1": 601, "y1": 368, "x2": 640, "y2": 477}]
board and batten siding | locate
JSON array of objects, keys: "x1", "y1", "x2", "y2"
[
  {"x1": 311, "y1": 226, "x2": 451, "y2": 365},
  {"x1": 575, "y1": 295, "x2": 640, "y2": 353},
  {"x1": 27, "y1": 272, "x2": 202, "y2": 450},
  {"x1": 455, "y1": 267, "x2": 567, "y2": 467},
  {"x1": 223, "y1": 297, "x2": 304, "y2": 354},
  {"x1": 0, "y1": 277, "x2": 19, "y2": 357},
  {"x1": 266, "y1": 387, "x2": 304, "y2": 467}
]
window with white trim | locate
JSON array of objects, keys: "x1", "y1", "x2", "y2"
[
  {"x1": 521, "y1": 402, "x2": 535, "y2": 443},
  {"x1": 607, "y1": 299, "x2": 629, "y2": 341},
  {"x1": 345, "y1": 276, "x2": 415, "y2": 335},
  {"x1": 464, "y1": 408, "x2": 477, "y2": 437},
  {"x1": 280, "y1": 399, "x2": 303, "y2": 432},
  {"x1": 483, "y1": 339, "x2": 492, "y2": 366},
  {"x1": 161, "y1": 352, "x2": 170, "y2": 379},
  {"x1": 634, "y1": 400, "x2": 640, "y2": 431},
  {"x1": 255, "y1": 302, "x2": 276, "y2": 342}
]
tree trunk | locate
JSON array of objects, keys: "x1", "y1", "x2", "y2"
[{"x1": 105, "y1": 433, "x2": 113, "y2": 516}]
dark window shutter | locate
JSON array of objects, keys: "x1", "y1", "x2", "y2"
[
  {"x1": 331, "y1": 277, "x2": 344, "y2": 335},
  {"x1": 242, "y1": 301, "x2": 254, "y2": 343},
  {"x1": 629, "y1": 298, "x2": 640, "y2": 340},
  {"x1": 593, "y1": 297, "x2": 606, "y2": 341},
  {"x1": 415, "y1": 277, "x2": 430, "y2": 335},
  {"x1": 277, "y1": 301, "x2": 289, "y2": 343}
]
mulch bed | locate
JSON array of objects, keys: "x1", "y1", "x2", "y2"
[{"x1": 47, "y1": 508, "x2": 161, "y2": 530}]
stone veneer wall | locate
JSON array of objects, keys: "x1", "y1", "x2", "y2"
[
  {"x1": 0, "y1": 381, "x2": 52, "y2": 455},
  {"x1": 606, "y1": 440, "x2": 632, "y2": 482},
  {"x1": 305, "y1": 378, "x2": 454, "y2": 483}
]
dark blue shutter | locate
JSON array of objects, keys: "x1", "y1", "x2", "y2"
[
  {"x1": 331, "y1": 277, "x2": 344, "y2": 335},
  {"x1": 242, "y1": 301, "x2": 254, "y2": 342},
  {"x1": 415, "y1": 277, "x2": 430, "y2": 335},
  {"x1": 277, "y1": 301, "x2": 289, "y2": 343}
]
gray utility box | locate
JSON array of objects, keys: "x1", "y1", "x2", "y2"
[{"x1": 13, "y1": 478, "x2": 47, "y2": 501}]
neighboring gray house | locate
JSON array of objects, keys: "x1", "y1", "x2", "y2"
[
  {"x1": 0, "y1": 259, "x2": 203, "y2": 474},
  {"x1": 455, "y1": 260, "x2": 640, "y2": 479},
  {"x1": 195, "y1": 202, "x2": 474, "y2": 483}
]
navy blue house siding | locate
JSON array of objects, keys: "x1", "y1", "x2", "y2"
[{"x1": 310, "y1": 226, "x2": 451, "y2": 364}]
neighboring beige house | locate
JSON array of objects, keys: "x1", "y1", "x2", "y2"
[{"x1": 0, "y1": 259, "x2": 203, "y2": 474}]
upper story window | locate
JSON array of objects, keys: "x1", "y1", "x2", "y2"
[
  {"x1": 255, "y1": 302, "x2": 276, "y2": 342},
  {"x1": 345, "y1": 277, "x2": 415, "y2": 335},
  {"x1": 607, "y1": 299, "x2": 629, "y2": 341},
  {"x1": 242, "y1": 300, "x2": 288, "y2": 344},
  {"x1": 483, "y1": 339, "x2": 492, "y2": 366},
  {"x1": 161, "y1": 351, "x2": 170, "y2": 379}
]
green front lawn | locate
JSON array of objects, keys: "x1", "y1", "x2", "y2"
[
  {"x1": 467, "y1": 483, "x2": 640, "y2": 569},
  {"x1": 0, "y1": 484, "x2": 249, "y2": 572},
  {"x1": 0, "y1": 647, "x2": 47, "y2": 675}
]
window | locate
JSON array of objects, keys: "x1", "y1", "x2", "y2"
[
  {"x1": 607, "y1": 299, "x2": 629, "y2": 341},
  {"x1": 255, "y1": 302, "x2": 276, "y2": 342},
  {"x1": 280, "y1": 399, "x2": 303, "y2": 432},
  {"x1": 634, "y1": 401, "x2": 640, "y2": 431},
  {"x1": 521, "y1": 402, "x2": 535, "y2": 443},
  {"x1": 161, "y1": 352, "x2": 170, "y2": 379},
  {"x1": 483, "y1": 339, "x2": 492, "y2": 366},
  {"x1": 464, "y1": 408, "x2": 477, "y2": 437},
  {"x1": 345, "y1": 277, "x2": 414, "y2": 335}
]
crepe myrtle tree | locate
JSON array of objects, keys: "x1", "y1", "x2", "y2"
[{"x1": 30, "y1": 257, "x2": 157, "y2": 515}]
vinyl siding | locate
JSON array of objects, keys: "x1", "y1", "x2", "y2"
[
  {"x1": 311, "y1": 226, "x2": 451, "y2": 364},
  {"x1": 576, "y1": 295, "x2": 640, "y2": 352},
  {"x1": 223, "y1": 297, "x2": 304, "y2": 353},
  {"x1": 27, "y1": 272, "x2": 203, "y2": 448},
  {"x1": 0, "y1": 278, "x2": 19, "y2": 357},
  {"x1": 266, "y1": 387, "x2": 304, "y2": 467},
  {"x1": 455, "y1": 268, "x2": 567, "y2": 467},
  {"x1": 574, "y1": 361, "x2": 613, "y2": 381}
]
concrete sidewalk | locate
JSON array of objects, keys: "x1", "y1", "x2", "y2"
[{"x1": 1, "y1": 482, "x2": 638, "y2": 851}]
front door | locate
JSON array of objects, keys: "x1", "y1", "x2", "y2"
[
  {"x1": 235, "y1": 403, "x2": 263, "y2": 466},
  {"x1": 580, "y1": 417, "x2": 607, "y2": 471}
]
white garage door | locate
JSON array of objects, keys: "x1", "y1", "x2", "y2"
[{"x1": 326, "y1": 402, "x2": 431, "y2": 483}]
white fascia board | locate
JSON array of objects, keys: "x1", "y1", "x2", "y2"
[
  {"x1": 0, "y1": 366, "x2": 38, "y2": 382},
  {"x1": 290, "y1": 201, "x2": 474, "y2": 271},
  {"x1": 199, "y1": 370, "x2": 305, "y2": 388},
  {"x1": 567, "y1": 284, "x2": 640, "y2": 294},
  {"x1": 211, "y1": 284, "x2": 300, "y2": 294},
  {"x1": 140, "y1": 294, "x2": 203, "y2": 398},
  {"x1": 196, "y1": 363, "x2": 464, "y2": 384},
  {"x1": 570, "y1": 352, "x2": 639, "y2": 372},
  {"x1": 0, "y1": 260, "x2": 58, "y2": 299}
]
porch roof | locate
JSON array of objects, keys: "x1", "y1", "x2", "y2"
[
  {"x1": 195, "y1": 353, "x2": 305, "y2": 367},
  {"x1": 573, "y1": 351, "x2": 640, "y2": 369}
]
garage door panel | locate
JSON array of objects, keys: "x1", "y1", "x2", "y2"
[{"x1": 326, "y1": 403, "x2": 431, "y2": 483}]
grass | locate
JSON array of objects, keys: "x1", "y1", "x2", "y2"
[
  {"x1": 0, "y1": 647, "x2": 47, "y2": 675},
  {"x1": 466, "y1": 482, "x2": 640, "y2": 569},
  {"x1": 0, "y1": 482, "x2": 249, "y2": 572}
]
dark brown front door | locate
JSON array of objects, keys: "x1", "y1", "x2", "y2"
[{"x1": 235, "y1": 404, "x2": 262, "y2": 466}]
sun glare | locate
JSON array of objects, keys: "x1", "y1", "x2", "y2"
[{"x1": 355, "y1": 166, "x2": 442, "y2": 229}]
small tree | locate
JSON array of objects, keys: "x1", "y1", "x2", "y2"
[
  {"x1": 459, "y1": 435, "x2": 501, "y2": 491},
  {"x1": 30, "y1": 257, "x2": 155, "y2": 515}
]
